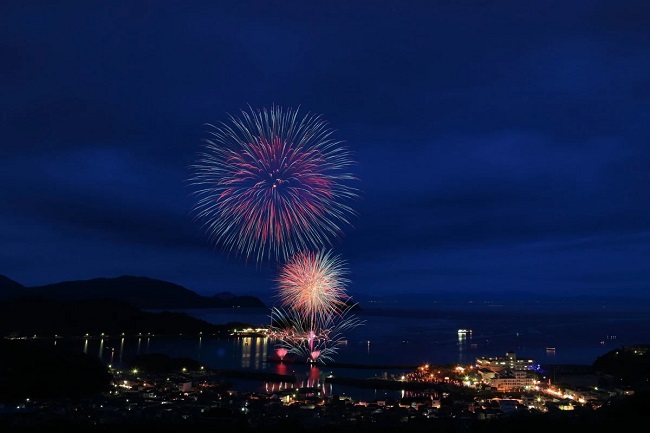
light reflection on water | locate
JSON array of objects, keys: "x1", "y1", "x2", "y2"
[
  {"x1": 68, "y1": 304, "x2": 650, "y2": 372},
  {"x1": 52, "y1": 303, "x2": 650, "y2": 401}
]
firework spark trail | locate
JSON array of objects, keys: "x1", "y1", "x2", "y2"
[{"x1": 188, "y1": 105, "x2": 360, "y2": 264}]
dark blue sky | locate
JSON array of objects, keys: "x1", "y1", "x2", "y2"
[{"x1": 3, "y1": 1, "x2": 650, "y2": 302}]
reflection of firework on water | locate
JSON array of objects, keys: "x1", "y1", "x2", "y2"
[
  {"x1": 269, "y1": 304, "x2": 364, "y2": 364},
  {"x1": 276, "y1": 249, "x2": 349, "y2": 325},
  {"x1": 188, "y1": 105, "x2": 359, "y2": 264}
]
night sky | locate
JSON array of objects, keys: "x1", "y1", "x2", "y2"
[{"x1": 3, "y1": 1, "x2": 650, "y2": 302}]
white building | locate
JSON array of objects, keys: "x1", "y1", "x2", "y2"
[{"x1": 475, "y1": 352, "x2": 538, "y2": 372}]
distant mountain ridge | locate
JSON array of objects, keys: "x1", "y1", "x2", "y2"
[
  {"x1": 0, "y1": 297, "x2": 236, "y2": 337},
  {"x1": 0, "y1": 274, "x2": 24, "y2": 296},
  {"x1": 0, "y1": 274, "x2": 266, "y2": 309}
]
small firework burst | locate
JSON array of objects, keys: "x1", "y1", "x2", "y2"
[
  {"x1": 269, "y1": 303, "x2": 364, "y2": 364},
  {"x1": 275, "y1": 249, "x2": 350, "y2": 325},
  {"x1": 275, "y1": 347, "x2": 288, "y2": 360},
  {"x1": 188, "y1": 105, "x2": 359, "y2": 264}
]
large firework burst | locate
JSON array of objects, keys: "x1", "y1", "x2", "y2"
[{"x1": 188, "y1": 105, "x2": 359, "y2": 264}]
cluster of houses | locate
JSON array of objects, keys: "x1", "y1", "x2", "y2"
[{"x1": 0, "y1": 350, "x2": 637, "y2": 430}]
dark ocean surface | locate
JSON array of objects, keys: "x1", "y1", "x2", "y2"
[{"x1": 66, "y1": 298, "x2": 650, "y2": 401}]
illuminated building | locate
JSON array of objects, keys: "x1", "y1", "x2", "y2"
[
  {"x1": 475, "y1": 352, "x2": 539, "y2": 372},
  {"x1": 488, "y1": 370, "x2": 539, "y2": 392}
]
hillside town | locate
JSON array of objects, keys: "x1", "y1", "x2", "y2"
[{"x1": 1, "y1": 346, "x2": 646, "y2": 432}]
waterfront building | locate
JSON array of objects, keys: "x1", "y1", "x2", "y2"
[
  {"x1": 488, "y1": 370, "x2": 539, "y2": 392},
  {"x1": 475, "y1": 351, "x2": 539, "y2": 372}
]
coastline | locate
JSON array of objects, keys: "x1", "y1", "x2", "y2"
[{"x1": 267, "y1": 355, "x2": 421, "y2": 370}]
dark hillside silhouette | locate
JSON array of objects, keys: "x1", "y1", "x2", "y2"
[
  {"x1": 0, "y1": 274, "x2": 266, "y2": 309},
  {"x1": 0, "y1": 339, "x2": 113, "y2": 403},
  {"x1": 0, "y1": 274, "x2": 25, "y2": 299},
  {"x1": 0, "y1": 297, "x2": 251, "y2": 337}
]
